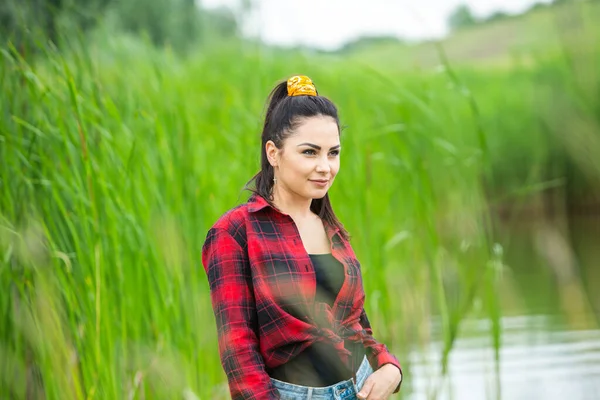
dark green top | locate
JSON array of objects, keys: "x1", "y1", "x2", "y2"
[{"x1": 268, "y1": 253, "x2": 366, "y2": 387}]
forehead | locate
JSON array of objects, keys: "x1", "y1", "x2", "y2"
[{"x1": 287, "y1": 116, "x2": 340, "y2": 145}]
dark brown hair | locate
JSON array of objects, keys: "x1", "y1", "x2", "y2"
[{"x1": 245, "y1": 78, "x2": 349, "y2": 240}]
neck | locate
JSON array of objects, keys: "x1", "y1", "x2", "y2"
[{"x1": 271, "y1": 185, "x2": 314, "y2": 219}]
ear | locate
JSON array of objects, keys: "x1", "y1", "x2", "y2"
[{"x1": 265, "y1": 140, "x2": 279, "y2": 167}]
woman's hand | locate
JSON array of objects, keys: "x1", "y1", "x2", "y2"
[{"x1": 356, "y1": 364, "x2": 402, "y2": 400}]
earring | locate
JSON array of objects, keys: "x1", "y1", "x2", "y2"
[{"x1": 273, "y1": 177, "x2": 277, "y2": 184}]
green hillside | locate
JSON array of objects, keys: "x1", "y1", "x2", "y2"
[{"x1": 342, "y1": 1, "x2": 600, "y2": 70}]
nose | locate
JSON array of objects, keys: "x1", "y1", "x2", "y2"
[{"x1": 315, "y1": 155, "x2": 331, "y2": 174}]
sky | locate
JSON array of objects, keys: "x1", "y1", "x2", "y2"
[{"x1": 200, "y1": 0, "x2": 552, "y2": 50}]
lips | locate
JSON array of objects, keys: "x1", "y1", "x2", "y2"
[{"x1": 309, "y1": 179, "x2": 329, "y2": 189}]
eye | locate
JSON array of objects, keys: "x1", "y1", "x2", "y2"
[
  {"x1": 329, "y1": 150, "x2": 340, "y2": 157},
  {"x1": 302, "y1": 149, "x2": 317, "y2": 156}
]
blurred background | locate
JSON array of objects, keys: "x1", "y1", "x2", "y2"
[{"x1": 1, "y1": 0, "x2": 599, "y2": 398}]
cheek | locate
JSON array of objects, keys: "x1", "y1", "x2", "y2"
[
  {"x1": 331, "y1": 160, "x2": 340, "y2": 177},
  {"x1": 283, "y1": 156, "x2": 311, "y2": 178},
  {"x1": 296, "y1": 159, "x2": 315, "y2": 176}
]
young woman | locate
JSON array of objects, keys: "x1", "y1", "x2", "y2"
[{"x1": 202, "y1": 76, "x2": 402, "y2": 400}]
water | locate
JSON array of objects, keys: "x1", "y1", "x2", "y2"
[
  {"x1": 409, "y1": 315, "x2": 600, "y2": 399},
  {"x1": 408, "y1": 213, "x2": 600, "y2": 399}
]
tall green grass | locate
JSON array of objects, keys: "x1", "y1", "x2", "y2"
[{"x1": 1, "y1": 7, "x2": 599, "y2": 397}]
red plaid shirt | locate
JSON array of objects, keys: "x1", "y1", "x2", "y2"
[{"x1": 202, "y1": 194, "x2": 401, "y2": 399}]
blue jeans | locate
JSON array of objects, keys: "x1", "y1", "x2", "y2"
[{"x1": 270, "y1": 356, "x2": 374, "y2": 400}]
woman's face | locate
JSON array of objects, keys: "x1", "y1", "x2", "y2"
[{"x1": 267, "y1": 115, "x2": 340, "y2": 201}]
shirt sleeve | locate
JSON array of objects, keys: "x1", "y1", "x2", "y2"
[
  {"x1": 359, "y1": 307, "x2": 403, "y2": 393},
  {"x1": 202, "y1": 227, "x2": 280, "y2": 400}
]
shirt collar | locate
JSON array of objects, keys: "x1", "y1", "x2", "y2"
[
  {"x1": 247, "y1": 193, "x2": 272, "y2": 213},
  {"x1": 247, "y1": 193, "x2": 342, "y2": 242}
]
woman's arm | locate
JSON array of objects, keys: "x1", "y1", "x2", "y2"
[
  {"x1": 359, "y1": 307, "x2": 403, "y2": 394},
  {"x1": 202, "y1": 227, "x2": 279, "y2": 400}
]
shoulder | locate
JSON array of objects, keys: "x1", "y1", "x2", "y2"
[
  {"x1": 205, "y1": 193, "x2": 271, "y2": 249},
  {"x1": 210, "y1": 193, "x2": 272, "y2": 230},
  {"x1": 211, "y1": 203, "x2": 248, "y2": 232},
  {"x1": 205, "y1": 203, "x2": 249, "y2": 249}
]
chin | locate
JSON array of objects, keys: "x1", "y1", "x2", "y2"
[{"x1": 309, "y1": 190, "x2": 329, "y2": 200}]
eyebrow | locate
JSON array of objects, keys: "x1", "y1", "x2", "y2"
[{"x1": 297, "y1": 143, "x2": 341, "y2": 150}]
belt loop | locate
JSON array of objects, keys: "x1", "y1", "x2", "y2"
[
  {"x1": 351, "y1": 351, "x2": 357, "y2": 388},
  {"x1": 307, "y1": 387, "x2": 313, "y2": 400},
  {"x1": 351, "y1": 375, "x2": 359, "y2": 396}
]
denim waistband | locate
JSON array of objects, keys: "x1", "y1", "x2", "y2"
[{"x1": 270, "y1": 355, "x2": 373, "y2": 400}]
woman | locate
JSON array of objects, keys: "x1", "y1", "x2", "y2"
[{"x1": 202, "y1": 76, "x2": 402, "y2": 400}]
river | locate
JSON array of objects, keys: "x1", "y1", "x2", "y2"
[{"x1": 407, "y1": 213, "x2": 600, "y2": 399}]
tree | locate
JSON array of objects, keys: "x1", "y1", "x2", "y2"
[
  {"x1": 0, "y1": 0, "x2": 111, "y2": 52},
  {"x1": 484, "y1": 11, "x2": 510, "y2": 23},
  {"x1": 527, "y1": 2, "x2": 550, "y2": 12},
  {"x1": 339, "y1": 35, "x2": 404, "y2": 54},
  {"x1": 448, "y1": 4, "x2": 478, "y2": 31},
  {"x1": 112, "y1": 1, "x2": 238, "y2": 51},
  {"x1": 1, "y1": 0, "x2": 240, "y2": 54}
]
